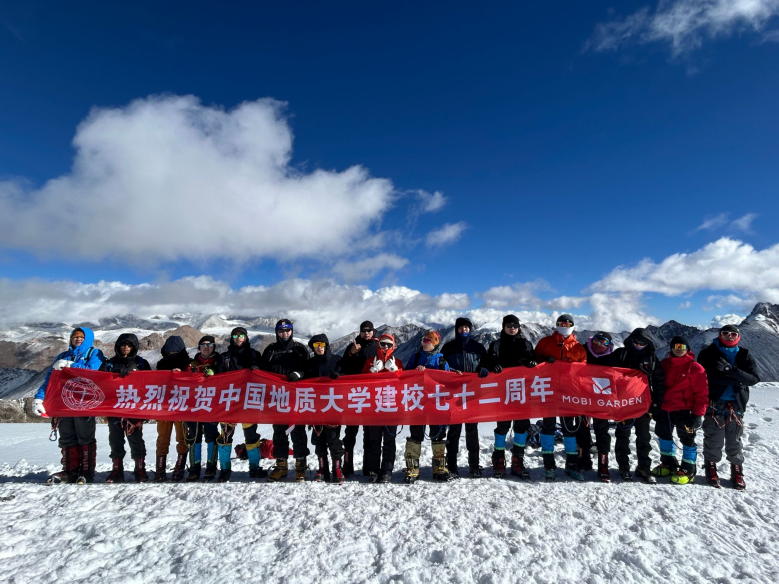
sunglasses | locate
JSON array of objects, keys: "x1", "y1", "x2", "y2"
[
  {"x1": 379, "y1": 342, "x2": 394, "y2": 349},
  {"x1": 360, "y1": 329, "x2": 373, "y2": 334},
  {"x1": 311, "y1": 341, "x2": 326, "y2": 349},
  {"x1": 119, "y1": 341, "x2": 134, "y2": 347},
  {"x1": 504, "y1": 323, "x2": 519, "y2": 329},
  {"x1": 672, "y1": 343, "x2": 688, "y2": 350},
  {"x1": 593, "y1": 336, "x2": 611, "y2": 346},
  {"x1": 632, "y1": 340, "x2": 648, "y2": 347},
  {"x1": 232, "y1": 334, "x2": 246, "y2": 339},
  {"x1": 720, "y1": 331, "x2": 739, "y2": 339},
  {"x1": 199, "y1": 342, "x2": 214, "y2": 348}
]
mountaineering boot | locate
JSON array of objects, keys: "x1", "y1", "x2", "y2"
[
  {"x1": 186, "y1": 463, "x2": 202, "y2": 482},
  {"x1": 545, "y1": 468, "x2": 556, "y2": 482},
  {"x1": 133, "y1": 458, "x2": 149, "y2": 483},
  {"x1": 378, "y1": 470, "x2": 392, "y2": 484},
  {"x1": 447, "y1": 452, "x2": 460, "y2": 478},
  {"x1": 565, "y1": 452, "x2": 585, "y2": 481},
  {"x1": 295, "y1": 457, "x2": 307, "y2": 482},
  {"x1": 469, "y1": 466, "x2": 483, "y2": 478},
  {"x1": 705, "y1": 461, "x2": 721, "y2": 488},
  {"x1": 48, "y1": 446, "x2": 81, "y2": 485},
  {"x1": 619, "y1": 467, "x2": 633, "y2": 482},
  {"x1": 315, "y1": 455, "x2": 331, "y2": 483},
  {"x1": 511, "y1": 454, "x2": 530, "y2": 480},
  {"x1": 651, "y1": 462, "x2": 676, "y2": 477},
  {"x1": 203, "y1": 442, "x2": 217, "y2": 480},
  {"x1": 76, "y1": 443, "x2": 96, "y2": 484},
  {"x1": 342, "y1": 450, "x2": 354, "y2": 477},
  {"x1": 431, "y1": 442, "x2": 450, "y2": 482},
  {"x1": 404, "y1": 440, "x2": 421, "y2": 484},
  {"x1": 565, "y1": 467, "x2": 585, "y2": 481},
  {"x1": 171, "y1": 452, "x2": 187, "y2": 482},
  {"x1": 671, "y1": 469, "x2": 695, "y2": 485},
  {"x1": 332, "y1": 458, "x2": 345, "y2": 485},
  {"x1": 216, "y1": 443, "x2": 232, "y2": 482},
  {"x1": 105, "y1": 458, "x2": 125, "y2": 483},
  {"x1": 247, "y1": 445, "x2": 266, "y2": 479},
  {"x1": 597, "y1": 452, "x2": 611, "y2": 483},
  {"x1": 730, "y1": 464, "x2": 746, "y2": 491},
  {"x1": 153, "y1": 455, "x2": 168, "y2": 482},
  {"x1": 578, "y1": 446, "x2": 593, "y2": 471},
  {"x1": 368, "y1": 471, "x2": 380, "y2": 484},
  {"x1": 635, "y1": 467, "x2": 656, "y2": 484},
  {"x1": 268, "y1": 459, "x2": 289, "y2": 483},
  {"x1": 491, "y1": 450, "x2": 506, "y2": 479}
]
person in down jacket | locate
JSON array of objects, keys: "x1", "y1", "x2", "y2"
[
  {"x1": 100, "y1": 333, "x2": 152, "y2": 483},
  {"x1": 651, "y1": 336, "x2": 708, "y2": 485},
  {"x1": 34, "y1": 327, "x2": 105, "y2": 484}
]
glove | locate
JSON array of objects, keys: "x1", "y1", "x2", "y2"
[
  {"x1": 369, "y1": 358, "x2": 384, "y2": 373},
  {"x1": 203, "y1": 367, "x2": 214, "y2": 377},
  {"x1": 385, "y1": 358, "x2": 398, "y2": 373},
  {"x1": 716, "y1": 358, "x2": 732, "y2": 374},
  {"x1": 528, "y1": 360, "x2": 538, "y2": 368},
  {"x1": 546, "y1": 357, "x2": 556, "y2": 364},
  {"x1": 329, "y1": 371, "x2": 340, "y2": 380},
  {"x1": 53, "y1": 359, "x2": 73, "y2": 370},
  {"x1": 287, "y1": 371, "x2": 303, "y2": 382},
  {"x1": 493, "y1": 364, "x2": 503, "y2": 374},
  {"x1": 250, "y1": 366, "x2": 260, "y2": 371},
  {"x1": 691, "y1": 415, "x2": 703, "y2": 430},
  {"x1": 32, "y1": 398, "x2": 46, "y2": 417},
  {"x1": 478, "y1": 367, "x2": 490, "y2": 378}
]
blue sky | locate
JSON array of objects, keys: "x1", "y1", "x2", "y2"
[{"x1": 1, "y1": 1, "x2": 778, "y2": 334}]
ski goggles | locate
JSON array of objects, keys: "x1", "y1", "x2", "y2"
[
  {"x1": 311, "y1": 341, "x2": 326, "y2": 349},
  {"x1": 720, "y1": 331, "x2": 739, "y2": 339},
  {"x1": 232, "y1": 333, "x2": 246, "y2": 339},
  {"x1": 592, "y1": 335, "x2": 611, "y2": 346},
  {"x1": 379, "y1": 341, "x2": 394, "y2": 349},
  {"x1": 672, "y1": 343, "x2": 688, "y2": 350},
  {"x1": 557, "y1": 320, "x2": 573, "y2": 327},
  {"x1": 422, "y1": 337, "x2": 436, "y2": 345},
  {"x1": 199, "y1": 342, "x2": 215, "y2": 348}
]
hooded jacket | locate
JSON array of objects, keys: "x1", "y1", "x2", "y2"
[
  {"x1": 260, "y1": 325, "x2": 309, "y2": 376},
  {"x1": 35, "y1": 327, "x2": 106, "y2": 399},
  {"x1": 480, "y1": 331, "x2": 535, "y2": 372},
  {"x1": 156, "y1": 336, "x2": 191, "y2": 371},
  {"x1": 534, "y1": 331, "x2": 587, "y2": 363},
  {"x1": 304, "y1": 334, "x2": 342, "y2": 379},
  {"x1": 697, "y1": 340, "x2": 760, "y2": 412},
  {"x1": 441, "y1": 333, "x2": 486, "y2": 373},
  {"x1": 660, "y1": 343, "x2": 709, "y2": 416},
  {"x1": 612, "y1": 328, "x2": 665, "y2": 406},
  {"x1": 100, "y1": 333, "x2": 151, "y2": 376},
  {"x1": 220, "y1": 328, "x2": 260, "y2": 372}
]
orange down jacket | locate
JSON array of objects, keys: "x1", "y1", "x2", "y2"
[{"x1": 534, "y1": 331, "x2": 587, "y2": 363}]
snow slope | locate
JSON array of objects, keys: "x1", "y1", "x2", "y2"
[{"x1": 1, "y1": 386, "x2": 778, "y2": 583}]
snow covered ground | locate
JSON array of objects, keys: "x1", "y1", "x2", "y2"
[{"x1": 1, "y1": 386, "x2": 778, "y2": 584}]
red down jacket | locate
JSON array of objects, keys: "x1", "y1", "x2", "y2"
[{"x1": 660, "y1": 352, "x2": 709, "y2": 416}]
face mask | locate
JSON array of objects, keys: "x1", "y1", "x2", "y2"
[
  {"x1": 458, "y1": 331, "x2": 470, "y2": 339},
  {"x1": 556, "y1": 326, "x2": 574, "y2": 337}
]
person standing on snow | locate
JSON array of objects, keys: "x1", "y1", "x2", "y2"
[
  {"x1": 152, "y1": 336, "x2": 189, "y2": 482},
  {"x1": 697, "y1": 324, "x2": 760, "y2": 490},
  {"x1": 441, "y1": 317, "x2": 486, "y2": 477},
  {"x1": 362, "y1": 333, "x2": 403, "y2": 483},
  {"x1": 262, "y1": 319, "x2": 311, "y2": 482},
  {"x1": 650, "y1": 336, "x2": 708, "y2": 485},
  {"x1": 337, "y1": 320, "x2": 379, "y2": 477},
  {"x1": 403, "y1": 331, "x2": 451, "y2": 484},
  {"x1": 184, "y1": 335, "x2": 222, "y2": 481},
  {"x1": 100, "y1": 333, "x2": 152, "y2": 483},
  {"x1": 612, "y1": 327, "x2": 665, "y2": 483},
  {"x1": 218, "y1": 327, "x2": 262, "y2": 482},
  {"x1": 478, "y1": 315, "x2": 537, "y2": 480},
  {"x1": 581, "y1": 331, "x2": 619, "y2": 482},
  {"x1": 305, "y1": 334, "x2": 346, "y2": 484},
  {"x1": 533, "y1": 314, "x2": 588, "y2": 482},
  {"x1": 33, "y1": 327, "x2": 105, "y2": 484}
]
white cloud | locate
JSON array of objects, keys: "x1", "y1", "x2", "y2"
[
  {"x1": 0, "y1": 95, "x2": 399, "y2": 265},
  {"x1": 588, "y1": 293, "x2": 661, "y2": 333},
  {"x1": 711, "y1": 313, "x2": 746, "y2": 328},
  {"x1": 425, "y1": 222, "x2": 467, "y2": 247},
  {"x1": 330, "y1": 254, "x2": 409, "y2": 282},
  {"x1": 678, "y1": 301, "x2": 693, "y2": 309},
  {"x1": 590, "y1": 237, "x2": 779, "y2": 300},
  {"x1": 694, "y1": 212, "x2": 758, "y2": 233},
  {"x1": 695, "y1": 213, "x2": 730, "y2": 231},
  {"x1": 731, "y1": 212, "x2": 758, "y2": 232},
  {"x1": 480, "y1": 280, "x2": 551, "y2": 309},
  {"x1": 588, "y1": 0, "x2": 779, "y2": 56},
  {"x1": 415, "y1": 190, "x2": 447, "y2": 213}
]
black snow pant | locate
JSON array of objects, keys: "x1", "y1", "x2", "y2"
[
  {"x1": 615, "y1": 413, "x2": 652, "y2": 471},
  {"x1": 272, "y1": 424, "x2": 310, "y2": 460},
  {"x1": 446, "y1": 422, "x2": 480, "y2": 469},
  {"x1": 241, "y1": 423, "x2": 262, "y2": 450},
  {"x1": 311, "y1": 426, "x2": 345, "y2": 460},
  {"x1": 408, "y1": 424, "x2": 447, "y2": 443},
  {"x1": 57, "y1": 416, "x2": 96, "y2": 448},
  {"x1": 185, "y1": 421, "x2": 220, "y2": 445},
  {"x1": 655, "y1": 410, "x2": 698, "y2": 471},
  {"x1": 576, "y1": 417, "x2": 594, "y2": 455},
  {"x1": 365, "y1": 426, "x2": 397, "y2": 474},
  {"x1": 494, "y1": 419, "x2": 531, "y2": 453},
  {"x1": 108, "y1": 417, "x2": 146, "y2": 460},
  {"x1": 592, "y1": 418, "x2": 612, "y2": 454}
]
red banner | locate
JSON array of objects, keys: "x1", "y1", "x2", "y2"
[{"x1": 44, "y1": 362, "x2": 650, "y2": 424}]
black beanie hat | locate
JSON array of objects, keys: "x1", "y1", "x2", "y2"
[
  {"x1": 503, "y1": 314, "x2": 520, "y2": 327},
  {"x1": 670, "y1": 335, "x2": 691, "y2": 348},
  {"x1": 359, "y1": 320, "x2": 374, "y2": 331},
  {"x1": 720, "y1": 324, "x2": 740, "y2": 334},
  {"x1": 557, "y1": 314, "x2": 574, "y2": 325},
  {"x1": 198, "y1": 335, "x2": 216, "y2": 346}
]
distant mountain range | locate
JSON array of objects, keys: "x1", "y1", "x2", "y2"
[{"x1": 2, "y1": 302, "x2": 777, "y2": 399}]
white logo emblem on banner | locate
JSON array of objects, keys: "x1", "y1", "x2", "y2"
[
  {"x1": 592, "y1": 377, "x2": 612, "y2": 395},
  {"x1": 62, "y1": 377, "x2": 105, "y2": 410}
]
